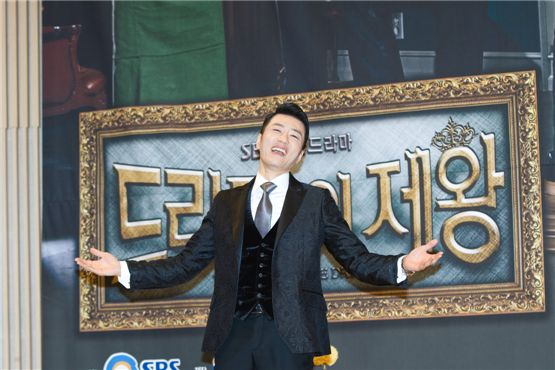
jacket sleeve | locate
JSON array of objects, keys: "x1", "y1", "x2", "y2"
[
  {"x1": 126, "y1": 192, "x2": 221, "y2": 290},
  {"x1": 321, "y1": 188, "x2": 404, "y2": 286}
]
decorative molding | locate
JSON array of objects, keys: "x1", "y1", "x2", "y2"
[{"x1": 400, "y1": 50, "x2": 551, "y2": 91}]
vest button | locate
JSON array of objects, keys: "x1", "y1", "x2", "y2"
[
  {"x1": 257, "y1": 283, "x2": 263, "y2": 289},
  {"x1": 258, "y1": 273, "x2": 263, "y2": 278},
  {"x1": 256, "y1": 293, "x2": 263, "y2": 298},
  {"x1": 259, "y1": 263, "x2": 264, "y2": 268},
  {"x1": 260, "y1": 252, "x2": 265, "y2": 258}
]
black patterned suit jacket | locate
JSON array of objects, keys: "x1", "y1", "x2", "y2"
[{"x1": 127, "y1": 174, "x2": 402, "y2": 355}]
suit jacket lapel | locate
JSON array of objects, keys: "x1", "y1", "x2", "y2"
[
  {"x1": 230, "y1": 179, "x2": 253, "y2": 268},
  {"x1": 276, "y1": 174, "x2": 306, "y2": 244}
]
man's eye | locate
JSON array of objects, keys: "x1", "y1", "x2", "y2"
[{"x1": 291, "y1": 135, "x2": 300, "y2": 141}]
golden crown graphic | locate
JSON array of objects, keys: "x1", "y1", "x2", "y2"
[{"x1": 431, "y1": 117, "x2": 478, "y2": 152}]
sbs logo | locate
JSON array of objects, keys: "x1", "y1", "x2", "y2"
[
  {"x1": 104, "y1": 353, "x2": 138, "y2": 370},
  {"x1": 104, "y1": 352, "x2": 181, "y2": 370}
]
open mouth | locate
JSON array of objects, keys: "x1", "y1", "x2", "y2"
[{"x1": 271, "y1": 147, "x2": 287, "y2": 156}]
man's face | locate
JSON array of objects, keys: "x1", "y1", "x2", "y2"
[{"x1": 256, "y1": 113, "x2": 306, "y2": 178}]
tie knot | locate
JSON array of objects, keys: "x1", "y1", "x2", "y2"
[{"x1": 260, "y1": 182, "x2": 276, "y2": 194}]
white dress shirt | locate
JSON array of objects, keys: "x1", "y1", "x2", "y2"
[
  {"x1": 250, "y1": 172, "x2": 290, "y2": 229},
  {"x1": 119, "y1": 171, "x2": 407, "y2": 288}
]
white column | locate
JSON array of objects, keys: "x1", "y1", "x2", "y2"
[{"x1": 0, "y1": 1, "x2": 42, "y2": 369}]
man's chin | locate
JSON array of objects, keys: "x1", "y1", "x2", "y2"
[{"x1": 261, "y1": 162, "x2": 292, "y2": 175}]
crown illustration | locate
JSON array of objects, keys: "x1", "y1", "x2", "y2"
[{"x1": 431, "y1": 117, "x2": 478, "y2": 152}]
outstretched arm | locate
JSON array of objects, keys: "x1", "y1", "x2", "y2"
[
  {"x1": 75, "y1": 247, "x2": 121, "y2": 276},
  {"x1": 75, "y1": 191, "x2": 222, "y2": 290},
  {"x1": 321, "y1": 188, "x2": 442, "y2": 285}
]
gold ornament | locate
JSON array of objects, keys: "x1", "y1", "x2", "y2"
[
  {"x1": 313, "y1": 345, "x2": 339, "y2": 368},
  {"x1": 431, "y1": 117, "x2": 478, "y2": 152}
]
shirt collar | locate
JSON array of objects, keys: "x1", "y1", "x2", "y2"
[{"x1": 253, "y1": 172, "x2": 290, "y2": 193}]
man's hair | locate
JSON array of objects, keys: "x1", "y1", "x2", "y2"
[{"x1": 260, "y1": 102, "x2": 310, "y2": 149}]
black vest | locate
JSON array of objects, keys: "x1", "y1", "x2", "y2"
[{"x1": 234, "y1": 196, "x2": 279, "y2": 319}]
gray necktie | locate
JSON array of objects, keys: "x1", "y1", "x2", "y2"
[{"x1": 255, "y1": 182, "x2": 277, "y2": 237}]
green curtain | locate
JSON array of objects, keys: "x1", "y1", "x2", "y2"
[{"x1": 114, "y1": 1, "x2": 228, "y2": 106}]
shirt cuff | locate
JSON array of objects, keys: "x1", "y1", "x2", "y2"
[
  {"x1": 396, "y1": 255, "x2": 408, "y2": 283},
  {"x1": 118, "y1": 261, "x2": 131, "y2": 289}
]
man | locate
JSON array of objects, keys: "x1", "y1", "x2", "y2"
[{"x1": 76, "y1": 102, "x2": 442, "y2": 370}]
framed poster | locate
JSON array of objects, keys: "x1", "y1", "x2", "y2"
[{"x1": 79, "y1": 71, "x2": 544, "y2": 331}]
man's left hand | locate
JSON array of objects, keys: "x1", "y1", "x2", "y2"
[{"x1": 402, "y1": 240, "x2": 443, "y2": 273}]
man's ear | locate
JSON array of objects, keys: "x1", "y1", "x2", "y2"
[
  {"x1": 295, "y1": 149, "x2": 306, "y2": 164},
  {"x1": 255, "y1": 133, "x2": 262, "y2": 149}
]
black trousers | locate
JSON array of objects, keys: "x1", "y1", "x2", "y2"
[{"x1": 215, "y1": 314, "x2": 314, "y2": 370}]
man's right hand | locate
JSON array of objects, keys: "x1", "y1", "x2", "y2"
[{"x1": 75, "y1": 248, "x2": 121, "y2": 276}]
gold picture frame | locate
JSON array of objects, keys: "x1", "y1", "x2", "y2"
[{"x1": 79, "y1": 71, "x2": 545, "y2": 331}]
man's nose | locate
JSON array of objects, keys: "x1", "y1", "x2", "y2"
[{"x1": 278, "y1": 130, "x2": 289, "y2": 143}]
